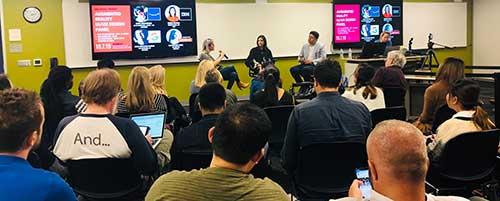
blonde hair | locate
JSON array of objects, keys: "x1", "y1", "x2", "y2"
[
  {"x1": 81, "y1": 69, "x2": 121, "y2": 105},
  {"x1": 125, "y1": 66, "x2": 155, "y2": 113},
  {"x1": 149, "y1": 65, "x2": 167, "y2": 96},
  {"x1": 202, "y1": 38, "x2": 213, "y2": 52},
  {"x1": 194, "y1": 60, "x2": 215, "y2": 88},
  {"x1": 386, "y1": 50, "x2": 406, "y2": 67}
]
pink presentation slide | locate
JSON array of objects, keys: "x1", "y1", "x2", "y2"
[
  {"x1": 92, "y1": 5, "x2": 132, "y2": 53},
  {"x1": 334, "y1": 4, "x2": 360, "y2": 43}
]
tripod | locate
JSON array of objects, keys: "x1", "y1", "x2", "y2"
[{"x1": 421, "y1": 34, "x2": 453, "y2": 70}]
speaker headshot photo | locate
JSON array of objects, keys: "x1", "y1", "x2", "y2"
[{"x1": 382, "y1": 4, "x2": 393, "y2": 18}]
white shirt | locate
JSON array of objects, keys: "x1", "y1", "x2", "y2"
[
  {"x1": 342, "y1": 87, "x2": 385, "y2": 111},
  {"x1": 334, "y1": 190, "x2": 469, "y2": 201}
]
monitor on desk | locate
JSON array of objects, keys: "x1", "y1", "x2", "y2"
[{"x1": 360, "y1": 42, "x2": 387, "y2": 59}]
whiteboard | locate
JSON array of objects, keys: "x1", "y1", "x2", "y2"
[
  {"x1": 403, "y1": 2, "x2": 467, "y2": 50},
  {"x1": 62, "y1": 1, "x2": 333, "y2": 68},
  {"x1": 473, "y1": 0, "x2": 500, "y2": 66}
]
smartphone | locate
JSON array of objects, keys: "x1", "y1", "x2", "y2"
[
  {"x1": 139, "y1": 126, "x2": 150, "y2": 136},
  {"x1": 355, "y1": 168, "x2": 372, "y2": 199}
]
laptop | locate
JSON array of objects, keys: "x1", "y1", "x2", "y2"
[
  {"x1": 360, "y1": 42, "x2": 387, "y2": 59},
  {"x1": 130, "y1": 112, "x2": 166, "y2": 148}
]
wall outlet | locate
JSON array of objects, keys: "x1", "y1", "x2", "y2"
[
  {"x1": 17, "y1": 60, "x2": 31, "y2": 67},
  {"x1": 33, "y1": 59, "x2": 42, "y2": 67}
]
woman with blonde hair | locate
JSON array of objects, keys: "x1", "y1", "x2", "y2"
[
  {"x1": 150, "y1": 65, "x2": 168, "y2": 96},
  {"x1": 190, "y1": 60, "x2": 215, "y2": 94},
  {"x1": 117, "y1": 66, "x2": 168, "y2": 113},
  {"x1": 414, "y1": 57, "x2": 465, "y2": 134}
]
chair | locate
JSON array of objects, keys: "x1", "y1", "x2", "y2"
[
  {"x1": 383, "y1": 87, "x2": 406, "y2": 107},
  {"x1": 293, "y1": 142, "x2": 368, "y2": 200},
  {"x1": 173, "y1": 149, "x2": 212, "y2": 171},
  {"x1": 291, "y1": 82, "x2": 315, "y2": 100},
  {"x1": 427, "y1": 129, "x2": 500, "y2": 197},
  {"x1": 431, "y1": 105, "x2": 456, "y2": 133},
  {"x1": 115, "y1": 112, "x2": 132, "y2": 118},
  {"x1": 370, "y1": 106, "x2": 407, "y2": 128},
  {"x1": 263, "y1": 105, "x2": 295, "y2": 157}
]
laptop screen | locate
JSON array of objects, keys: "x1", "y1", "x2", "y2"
[{"x1": 130, "y1": 113, "x2": 165, "y2": 138}]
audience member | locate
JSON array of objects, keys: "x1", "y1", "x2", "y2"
[
  {"x1": 290, "y1": 31, "x2": 327, "y2": 85},
  {"x1": 117, "y1": 66, "x2": 168, "y2": 113},
  {"x1": 37, "y1": 66, "x2": 80, "y2": 169},
  {"x1": 170, "y1": 83, "x2": 226, "y2": 169},
  {"x1": 428, "y1": 79, "x2": 495, "y2": 161},
  {"x1": 0, "y1": 74, "x2": 12, "y2": 90},
  {"x1": 282, "y1": 60, "x2": 372, "y2": 174},
  {"x1": 337, "y1": 120, "x2": 468, "y2": 201},
  {"x1": 146, "y1": 103, "x2": 289, "y2": 201},
  {"x1": 371, "y1": 50, "x2": 408, "y2": 91},
  {"x1": 150, "y1": 65, "x2": 168, "y2": 97},
  {"x1": 51, "y1": 69, "x2": 158, "y2": 200},
  {"x1": 343, "y1": 63, "x2": 385, "y2": 111},
  {"x1": 414, "y1": 57, "x2": 465, "y2": 134},
  {"x1": 0, "y1": 88, "x2": 76, "y2": 201},
  {"x1": 97, "y1": 58, "x2": 115, "y2": 69},
  {"x1": 205, "y1": 68, "x2": 237, "y2": 105},
  {"x1": 190, "y1": 60, "x2": 216, "y2": 95},
  {"x1": 252, "y1": 68, "x2": 294, "y2": 108}
]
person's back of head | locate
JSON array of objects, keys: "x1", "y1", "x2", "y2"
[
  {"x1": 263, "y1": 68, "x2": 281, "y2": 106},
  {"x1": 198, "y1": 82, "x2": 225, "y2": 113},
  {"x1": 0, "y1": 89, "x2": 43, "y2": 156},
  {"x1": 385, "y1": 50, "x2": 406, "y2": 68},
  {"x1": 354, "y1": 63, "x2": 378, "y2": 100},
  {"x1": 126, "y1": 66, "x2": 155, "y2": 113},
  {"x1": 40, "y1": 66, "x2": 74, "y2": 119},
  {"x1": 367, "y1": 120, "x2": 428, "y2": 190},
  {"x1": 195, "y1": 60, "x2": 215, "y2": 88},
  {"x1": 97, "y1": 58, "x2": 115, "y2": 69},
  {"x1": 211, "y1": 103, "x2": 272, "y2": 168},
  {"x1": 81, "y1": 69, "x2": 121, "y2": 107},
  {"x1": 449, "y1": 79, "x2": 495, "y2": 130},
  {"x1": 313, "y1": 60, "x2": 342, "y2": 90},
  {"x1": 149, "y1": 65, "x2": 166, "y2": 95},
  {"x1": 436, "y1": 57, "x2": 465, "y2": 85},
  {"x1": 204, "y1": 68, "x2": 223, "y2": 84},
  {"x1": 0, "y1": 74, "x2": 12, "y2": 90}
]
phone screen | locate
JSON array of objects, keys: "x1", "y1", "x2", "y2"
[
  {"x1": 139, "y1": 126, "x2": 149, "y2": 135},
  {"x1": 355, "y1": 168, "x2": 372, "y2": 199}
]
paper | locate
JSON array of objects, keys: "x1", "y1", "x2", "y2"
[
  {"x1": 9, "y1": 43, "x2": 23, "y2": 53},
  {"x1": 8, "y1": 29, "x2": 21, "y2": 41}
]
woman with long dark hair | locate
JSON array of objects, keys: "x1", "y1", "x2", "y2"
[
  {"x1": 245, "y1": 35, "x2": 275, "y2": 100},
  {"x1": 343, "y1": 63, "x2": 385, "y2": 111},
  {"x1": 428, "y1": 79, "x2": 495, "y2": 161},
  {"x1": 251, "y1": 68, "x2": 294, "y2": 108}
]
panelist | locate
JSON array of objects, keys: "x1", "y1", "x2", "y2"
[
  {"x1": 199, "y1": 38, "x2": 249, "y2": 90},
  {"x1": 290, "y1": 31, "x2": 327, "y2": 86},
  {"x1": 245, "y1": 35, "x2": 275, "y2": 100}
]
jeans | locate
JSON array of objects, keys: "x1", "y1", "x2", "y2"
[
  {"x1": 249, "y1": 78, "x2": 265, "y2": 102},
  {"x1": 219, "y1": 65, "x2": 240, "y2": 89},
  {"x1": 290, "y1": 64, "x2": 315, "y2": 83}
]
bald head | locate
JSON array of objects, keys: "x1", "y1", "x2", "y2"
[{"x1": 367, "y1": 120, "x2": 428, "y2": 183}]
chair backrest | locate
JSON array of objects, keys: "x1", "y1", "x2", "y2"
[
  {"x1": 383, "y1": 87, "x2": 406, "y2": 107},
  {"x1": 264, "y1": 105, "x2": 294, "y2": 146},
  {"x1": 295, "y1": 142, "x2": 368, "y2": 199},
  {"x1": 175, "y1": 149, "x2": 213, "y2": 171},
  {"x1": 370, "y1": 106, "x2": 407, "y2": 128},
  {"x1": 431, "y1": 105, "x2": 456, "y2": 133},
  {"x1": 438, "y1": 129, "x2": 500, "y2": 181}
]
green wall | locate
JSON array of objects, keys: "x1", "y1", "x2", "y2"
[{"x1": 2, "y1": 0, "x2": 473, "y2": 102}]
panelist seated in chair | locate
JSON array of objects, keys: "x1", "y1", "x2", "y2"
[
  {"x1": 51, "y1": 69, "x2": 158, "y2": 200},
  {"x1": 245, "y1": 35, "x2": 276, "y2": 101},
  {"x1": 336, "y1": 120, "x2": 468, "y2": 201},
  {"x1": 290, "y1": 31, "x2": 327, "y2": 87},
  {"x1": 427, "y1": 79, "x2": 495, "y2": 162}
]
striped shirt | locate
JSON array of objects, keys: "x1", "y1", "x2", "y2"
[
  {"x1": 117, "y1": 94, "x2": 168, "y2": 114},
  {"x1": 146, "y1": 167, "x2": 289, "y2": 201}
]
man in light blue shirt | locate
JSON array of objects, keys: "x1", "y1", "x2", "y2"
[
  {"x1": 0, "y1": 89, "x2": 76, "y2": 201},
  {"x1": 290, "y1": 31, "x2": 327, "y2": 84}
]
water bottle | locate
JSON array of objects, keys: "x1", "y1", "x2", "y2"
[
  {"x1": 348, "y1": 48, "x2": 353, "y2": 59},
  {"x1": 340, "y1": 48, "x2": 344, "y2": 59}
]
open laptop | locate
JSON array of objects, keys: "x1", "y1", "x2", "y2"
[
  {"x1": 360, "y1": 42, "x2": 387, "y2": 59},
  {"x1": 130, "y1": 112, "x2": 166, "y2": 149}
]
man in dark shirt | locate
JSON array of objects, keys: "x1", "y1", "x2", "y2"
[
  {"x1": 281, "y1": 60, "x2": 372, "y2": 173},
  {"x1": 171, "y1": 83, "x2": 226, "y2": 169}
]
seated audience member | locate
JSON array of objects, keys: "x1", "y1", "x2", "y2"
[
  {"x1": 427, "y1": 79, "x2": 495, "y2": 161},
  {"x1": 205, "y1": 68, "x2": 237, "y2": 105},
  {"x1": 37, "y1": 66, "x2": 80, "y2": 169},
  {"x1": 117, "y1": 66, "x2": 168, "y2": 113},
  {"x1": 190, "y1": 60, "x2": 216, "y2": 95},
  {"x1": 171, "y1": 83, "x2": 226, "y2": 169},
  {"x1": 343, "y1": 63, "x2": 385, "y2": 111},
  {"x1": 337, "y1": 120, "x2": 468, "y2": 201},
  {"x1": 0, "y1": 74, "x2": 12, "y2": 90},
  {"x1": 371, "y1": 50, "x2": 408, "y2": 91},
  {"x1": 150, "y1": 65, "x2": 168, "y2": 97},
  {"x1": 146, "y1": 103, "x2": 289, "y2": 201},
  {"x1": 414, "y1": 57, "x2": 465, "y2": 134},
  {"x1": 281, "y1": 60, "x2": 372, "y2": 174},
  {"x1": 252, "y1": 68, "x2": 294, "y2": 108},
  {"x1": 97, "y1": 58, "x2": 115, "y2": 69},
  {"x1": 0, "y1": 89, "x2": 76, "y2": 201},
  {"x1": 52, "y1": 69, "x2": 158, "y2": 200},
  {"x1": 290, "y1": 31, "x2": 327, "y2": 85}
]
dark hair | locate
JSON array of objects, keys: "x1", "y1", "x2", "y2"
[
  {"x1": 354, "y1": 63, "x2": 378, "y2": 100},
  {"x1": 40, "y1": 66, "x2": 74, "y2": 118},
  {"x1": 97, "y1": 59, "x2": 115, "y2": 69},
  {"x1": 169, "y1": 7, "x2": 176, "y2": 16},
  {"x1": 450, "y1": 79, "x2": 495, "y2": 130},
  {"x1": 314, "y1": 60, "x2": 342, "y2": 88},
  {"x1": 0, "y1": 89, "x2": 43, "y2": 152},
  {"x1": 212, "y1": 103, "x2": 272, "y2": 165},
  {"x1": 256, "y1": 35, "x2": 268, "y2": 48},
  {"x1": 263, "y1": 68, "x2": 282, "y2": 106},
  {"x1": 204, "y1": 68, "x2": 222, "y2": 84},
  {"x1": 310, "y1": 31, "x2": 319, "y2": 39},
  {"x1": 0, "y1": 74, "x2": 12, "y2": 90},
  {"x1": 199, "y1": 82, "x2": 226, "y2": 112}
]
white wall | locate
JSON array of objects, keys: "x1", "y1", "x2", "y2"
[{"x1": 473, "y1": 0, "x2": 500, "y2": 67}]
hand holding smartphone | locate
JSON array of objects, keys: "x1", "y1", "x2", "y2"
[{"x1": 355, "y1": 168, "x2": 372, "y2": 200}]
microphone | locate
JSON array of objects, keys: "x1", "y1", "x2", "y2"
[
  {"x1": 409, "y1": 38, "x2": 413, "y2": 51},
  {"x1": 219, "y1": 51, "x2": 229, "y2": 59}
]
